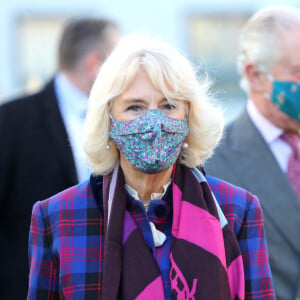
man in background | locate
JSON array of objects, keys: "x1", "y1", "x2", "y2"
[
  {"x1": 205, "y1": 6, "x2": 300, "y2": 299},
  {"x1": 0, "y1": 18, "x2": 121, "y2": 299}
]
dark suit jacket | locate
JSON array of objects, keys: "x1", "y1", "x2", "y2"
[
  {"x1": 205, "y1": 109, "x2": 300, "y2": 300},
  {"x1": 0, "y1": 80, "x2": 78, "y2": 300}
]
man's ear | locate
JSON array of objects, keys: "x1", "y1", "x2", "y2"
[
  {"x1": 85, "y1": 51, "x2": 103, "y2": 80},
  {"x1": 244, "y1": 63, "x2": 268, "y2": 92}
]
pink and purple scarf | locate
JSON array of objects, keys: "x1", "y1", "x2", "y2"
[{"x1": 101, "y1": 163, "x2": 244, "y2": 299}]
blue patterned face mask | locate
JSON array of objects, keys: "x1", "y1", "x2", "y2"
[
  {"x1": 271, "y1": 80, "x2": 300, "y2": 122},
  {"x1": 109, "y1": 109, "x2": 189, "y2": 174}
]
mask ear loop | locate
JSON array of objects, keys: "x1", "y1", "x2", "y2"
[{"x1": 256, "y1": 65, "x2": 273, "y2": 99}]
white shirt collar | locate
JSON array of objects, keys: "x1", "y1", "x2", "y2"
[
  {"x1": 247, "y1": 100, "x2": 283, "y2": 145},
  {"x1": 54, "y1": 72, "x2": 87, "y2": 119},
  {"x1": 124, "y1": 179, "x2": 170, "y2": 247},
  {"x1": 54, "y1": 73, "x2": 90, "y2": 183},
  {"x1": 125, "y1": 179, "x2": 172, "y2": 209}
]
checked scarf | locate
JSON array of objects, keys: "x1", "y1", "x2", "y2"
[{"x1": 101, "y1": 163, "x2": 244, "y2": 299}]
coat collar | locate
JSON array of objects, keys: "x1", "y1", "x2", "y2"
[{"x1": 39, "y1": 79, "x2": 78, "y2": 185}]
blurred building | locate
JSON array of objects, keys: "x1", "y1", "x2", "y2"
[{"x1": 0, "y1": 0, "x2": 298, "y2": 121}]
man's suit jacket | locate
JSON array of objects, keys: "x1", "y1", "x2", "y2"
[
  {"x1": 205, "y1": 109, "x2": 300, "y2": 300},
  {"x1": 0, "y1": 80, "x2": 78, "y2": 300}
]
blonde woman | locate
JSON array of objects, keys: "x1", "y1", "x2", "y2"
[{"x1": 27, "y1": 35, "x2": 275, "y2": 299}]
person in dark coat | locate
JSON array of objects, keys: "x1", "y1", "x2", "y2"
[{"x1": 0, "y1": 17, "x2": 120, "y2": 300}]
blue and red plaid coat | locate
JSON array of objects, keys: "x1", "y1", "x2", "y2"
[{"x1": 27, "y1": 174, "x2": 275, "y2": 299}]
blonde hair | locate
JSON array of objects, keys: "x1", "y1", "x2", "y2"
[
  {"x1": 237, "y1": 5, "x2": 300, "y2": 93},
  {"x1": 84, "y1": 34, "x2": 224, "y2": 175}
]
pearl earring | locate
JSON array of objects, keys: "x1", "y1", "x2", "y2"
[
  {"x1": 106, "y1": 143, "x2": 111, "y2": 151},
  {"x1": 182, "y1": 142, "x2": 189, "y2": 149}
]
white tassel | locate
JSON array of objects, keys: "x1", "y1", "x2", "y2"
[{"x1": 149, "y1": 221, "x2": 166, "y2": 247}]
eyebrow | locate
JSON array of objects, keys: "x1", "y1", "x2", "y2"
[
  {"x1": 121, "y1": 98, "x2": 147, "y2": 104},
  {"x1": 121, "y1": 97, "x2": 169, "y2": 104}
]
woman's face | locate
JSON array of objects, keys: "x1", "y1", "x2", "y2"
[{"x1": 111, "y1": 70, "x2": 186, "y2": 121}]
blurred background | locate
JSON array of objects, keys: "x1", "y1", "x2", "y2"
[{"x1": 0, "y1": 0, "x2": 299, "y2": 122}]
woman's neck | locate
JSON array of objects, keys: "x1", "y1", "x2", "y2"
[{"x1": 119, "y1": 155, "x2": 173, "y2": 203}]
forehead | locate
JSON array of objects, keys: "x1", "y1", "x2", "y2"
[
  {"x1": 277, "y1": 28, "x2": 300, "y2": 66},
  {"x1": 119, "y1": 70, "x2": 165, "y2": 102}
]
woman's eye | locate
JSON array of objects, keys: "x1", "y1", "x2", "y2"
[
  {"x1": 163, "y1": 103, "x2": 177, "y2": 110},
  {"x1": 127, "y1": 105, "x2": 142, "y2": 112}
]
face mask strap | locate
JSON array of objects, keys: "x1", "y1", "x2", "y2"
[
  {"x1": 255, "y1": 65, "x2": 273, "y2": 100},
  {"x1": 257, "y1": 65, "x2": 274, "y2": 82},
  {"x1": 263, "y1": 91, "x2": 271, "y2": 99}
]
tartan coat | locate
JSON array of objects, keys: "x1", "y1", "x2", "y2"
[{"x1": 27, "y1": 172, "x2": 275, "y2": 300}]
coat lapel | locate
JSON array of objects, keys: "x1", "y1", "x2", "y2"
[
  {"x1": 229, "y1": 110, "x2": 300, "y2": 255},
  {"x1": 39, "y1": 80, "x2": 78, "y2": 185}
]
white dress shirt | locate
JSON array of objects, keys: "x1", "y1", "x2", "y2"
[
  {"x1": 247, "y1": 100, "x2": 292, "y2": 173},
  {"x1": 54, "y1": 73, "x2": 91, "y2": 183}
]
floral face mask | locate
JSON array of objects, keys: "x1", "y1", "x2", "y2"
[{"x1": 109, "y1": 109, "x2": 189, "y2": 174}]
